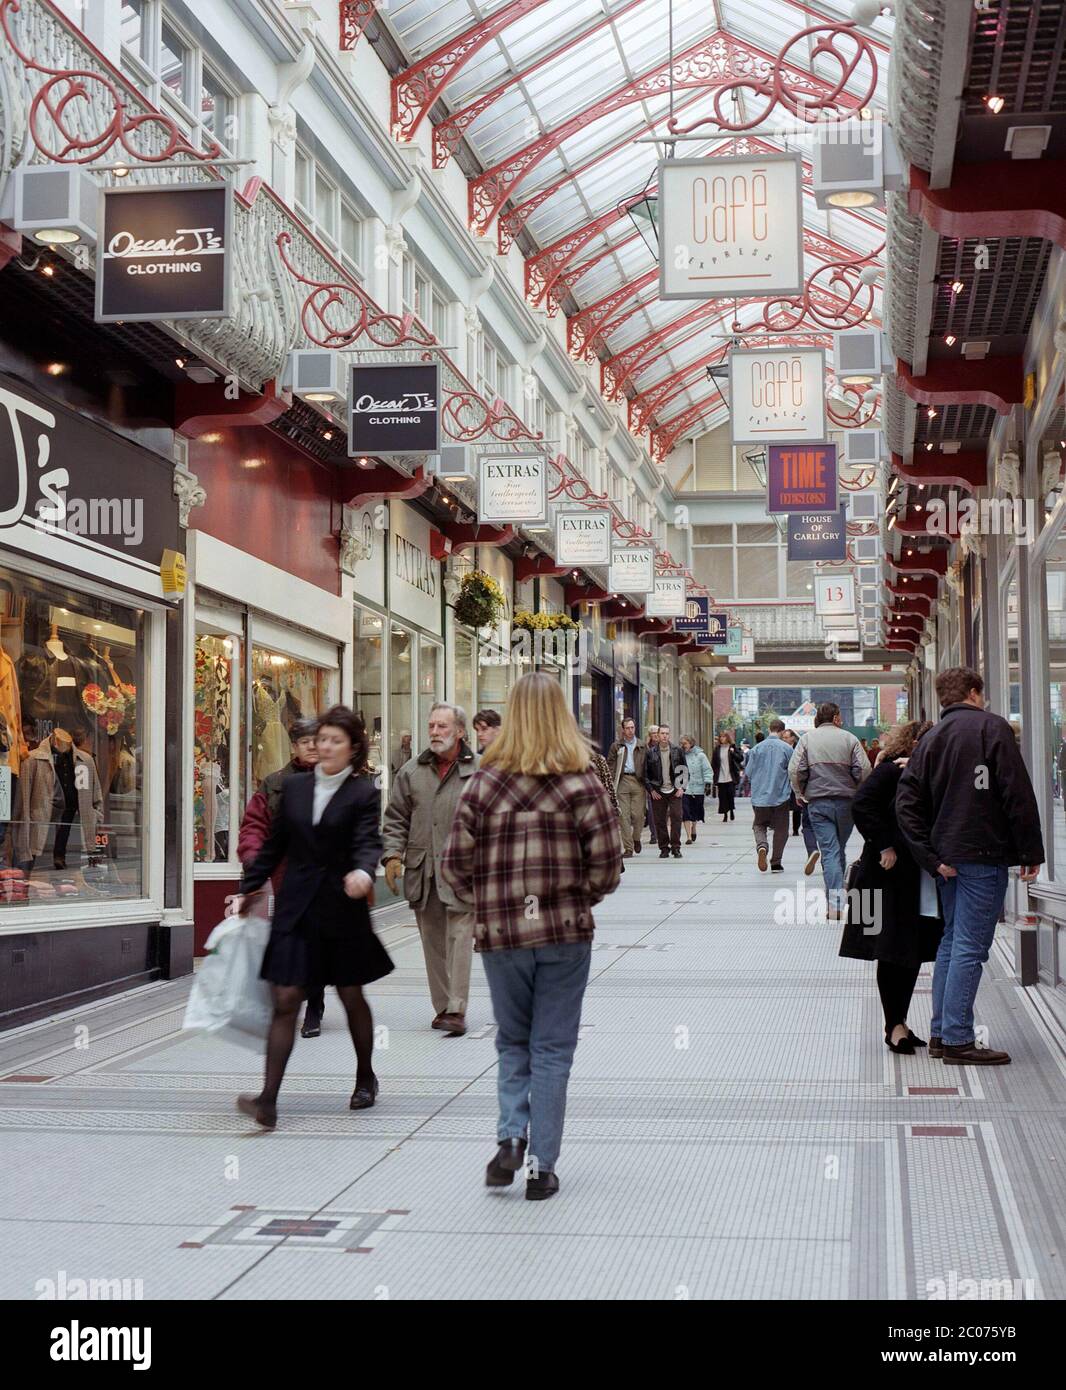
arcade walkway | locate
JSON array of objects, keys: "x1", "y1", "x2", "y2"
[{"x1": 2, "y1": 814, "x2": 1065, "y2": 1302}]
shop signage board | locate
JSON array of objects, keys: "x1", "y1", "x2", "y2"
[
  {"x1": 767, "y1": 444, "x2": 838, "y2": 513},
  {"x1": 814, "y1": 574, "x2": 856, "y2": 616},
  {"x1": 478, "y1": 455, "x2": 547, "y2": 525},
  {"x1": 343, "y1": 502, "x2": 386, "y2": 606},
  {"x1": 658, "y1": 154, "x2": 803, "y2": 301},
  {"x1": 96, "y1": 181, "x2": 232, "y2": 322},
  {"x1": 675, "y1": 594, "x2": 710, "y2": 633},
  {"x1": 733, "y1": 634, "x2": 756, "y2": 663},
  {"x1": 718, "y1": 625, "x2": 745, "y2": 657},
  {"x1": 786, "y1": 506, "x2": 847, "y2": 558},
  {"x1": 645, "y1": 575, "x2": 687, "y2": 617},
  {"x1": 0, "y1": 373, "x2": 181, "y2": 595},
  {"x1": 694, "y1": 611, "x2": 730, "y2": 646},
  {"x1": 729, "y1": 347, "x2": 826, "y2": 445},
  {"x1": 555, "y1": 508, "x2": 611, "y2": 565},
  {"x1": 389, "y1": 501, "x2": 440, "y2": 633},
  {"x1": 608, "y1": 544, "x2": 654, "y2": 594},
  {"x1": 349, "y1": 362, "x2": 440, "y2": 457}
]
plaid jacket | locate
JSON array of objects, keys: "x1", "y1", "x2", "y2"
[{"x1": 440, "y1": 766, "x2": 622, "y2": 952}]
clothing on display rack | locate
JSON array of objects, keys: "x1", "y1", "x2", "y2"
[
  {"x1": 15, "y1": 731, "x2": 103, "y2": 869},
  {"x1": 253, "y1": 677, "x2": 290, "y2": 784}
]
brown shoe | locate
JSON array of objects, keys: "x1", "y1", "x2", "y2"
[
  {"x1": 431, "y1": 1012, "x2": 448, "y2": 1030},
  {"x1": 942, "y1": 1042, "x2": 1011, "y2": 1066},
  {"x1": 438, "y1": 1012, "x2": 467, "y2": 1036},
  {"x1": 757, "y1": 846, "x2": 768, "y2": 872},
  {"x1": 236, "y1": 1093, "x2": 277, "y2": 1129}
]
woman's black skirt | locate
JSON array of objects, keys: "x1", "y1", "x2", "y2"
[
  {"x1": 716, "y1": 782, "x2": 736, "y2": 814},
  {"x1": 681, "y1": 793, "x2": 705, "y2": 821},
  {"x1": 261, "y1": 887, "x2": 394, "y2": 989}
]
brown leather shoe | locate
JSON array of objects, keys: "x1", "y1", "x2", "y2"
[
  {"x1": 942, "y1": 1041, "x2": 1011, "y2": 1065},
  {"x1": 431, "y1": 1012, "x2": 447, "y2": 1030},
  {"x1": 438, "y1": 1012, "x2": 467, "y2": 1036}
]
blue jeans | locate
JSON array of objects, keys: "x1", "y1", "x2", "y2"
[
  {"x1": 481, "y1": 940, "x2": 592, "y2": 1174},
  {"x1": 931, "y1": 863, "x2": 1009, "y2": 1046},
  {"x1": 800, "y1": 803, "x2": 818, "y2": 855},
  {"x1": 807, "y1": 797, "x2": 854, "y2": 912}
]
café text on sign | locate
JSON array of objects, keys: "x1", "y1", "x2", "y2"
[
  {"x1": 659, "y1": 155, "x2": 803, "y2": 301},
  {"x1": 766, "y1": 443, "x2": 838, "y2": 514},
  {"x1": 729, "y1": 347, "x2": 826, "y2": 444}
]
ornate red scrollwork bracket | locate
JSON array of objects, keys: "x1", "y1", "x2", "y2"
[
  {"x1": 745, "y1": 245, "x2": 883, "y2": 335},
  {"x1": 339, "y1": 1, "x2": 378, "y2": 51},
  {"x1": 667, "y1": 22, "x2": 878, "y2": 135},
  {"x1": 277, "y1": 232, "x2": 437, "y2": 349},
  {"x1": 548, "y1": 454, "x2": 608, "y2": 502},
  {"x1": 0, "y1": 0, "x2": 223, "y2": 163},
  {"x1": 839, "y1": 467, "x2": 880, "y2": 491},
  {"x1": 440, "y1": 378, "x2": 543, "y2": 445},
  {"x1": 827, "y1": 383, "x2": 880, "y2": 430}
]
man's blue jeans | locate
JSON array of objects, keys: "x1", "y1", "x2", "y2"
[
  {"x1": 481, "y1": 941, "x2": 592, "y2": 1175},
  {"x1": 931, "y1": 863, "x2": 1009, "y2": 1046},
  {"x1": 806, "y1": 797, "x2": 854, "y2": 913}
]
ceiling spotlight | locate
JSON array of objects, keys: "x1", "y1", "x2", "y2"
[
  {"x1": 984, "y1": 95, "x2": 1005, "y2": 115},
  {"x1": 323, "y1": 430, "x2": 333, "y2": 441},
  {"x1": 45, "y1": 362, "x2": 67, "y2": 377},
  {"x1": 112, "y1": 164, "x2": 130, "y2": 179},
  {"x1": 175, "y1": 357, "x2": 186, "y2": 369},
  {"x1": 40, "y1": 264, "x2": 55, "y2": 277},
  {"x1": 927, "y1": 407, "x2": 937, "y2": 419},
  {"x1": 951, "y1": 280, "x2": 964, "y2": 295},
  {"x1": 945, "y1": 334, "x2": 956, "y2": 346},
  {"x1": 926, "y1": 443, "x2": 934, "y2": 452}
]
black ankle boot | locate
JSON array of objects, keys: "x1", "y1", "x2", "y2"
[{"x1": 485, "y1": 1137, "x2": 526, "y2": 1187}]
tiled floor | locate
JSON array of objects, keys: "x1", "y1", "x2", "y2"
[{"x1": 3, "y1": 811, "x2": 1066, "y2": 1301}]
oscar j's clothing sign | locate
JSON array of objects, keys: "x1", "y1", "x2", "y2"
[
  {"x1": 0, "y1": 374, "x2": 180, "y2": 595},
  {"x1": 349, "y1": 363, "x2": 440, "y2": 457}
]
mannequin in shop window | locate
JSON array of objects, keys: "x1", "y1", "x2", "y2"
[
  {"x1": 15, "y1": 726, "x2": 102, "y2": 873},
  {"x1": 253, "y1": 670, "x2": 291, "y2": 784}
]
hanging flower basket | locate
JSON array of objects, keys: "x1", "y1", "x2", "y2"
[
  {"x1": 512, "y1": 609, "x2": 580, "y2": 633},
  {"x1": 453, "y1": 570, "x2": 507, "y2": 629}
]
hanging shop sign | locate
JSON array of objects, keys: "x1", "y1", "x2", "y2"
[
  {"x1": 658, "y1": 154, "x2": 804, "y2": 301},
  {"x1": 786, "y1": 506, "x2": 847, "y2": 558},
  {"x1": 719, "y1": 625, "x2": 745, "y2": 657},
  {"x1": 389, "y1": 501, "x2": 440, "y2": 633},
  {"x1": 767, "y1": 443, "x2": 838, "y2": 514},
  {"x1": 733, "y1": 634, "x2": 756, "y2": 663},
  {"x1": 478, "y1": 454, "x2": 547, "y2": 525},
  {"x1": 674, "y1": 594, "x2": 710, "y2": 633},
  {"x1": 349, "y1": 362, "x2": 440, "y2": 457},
  {"x1": 693, "y1": 611, "x2": 730, "y2": 646},
  {"x1": 555, "y1": 509, "x2": 611, "y2": 565},
  {"x1": 608, "y1": 544, "x2": 654, "y2": 594},
  {"x1": 729, "y1": 347, "x2": 826, "y2": 445},
  {"x1": 96, "y1": 181, "x2": 232, "y2": 323},
  {"x1": 814, "y1": 573, "x2": 856, "y2": 617},
  {"x1": 645, "y1": 575, "x2": 687, "y2": 618},
  {"x1": 0, "y1": 373, "x2": 181, "y2": 595}
]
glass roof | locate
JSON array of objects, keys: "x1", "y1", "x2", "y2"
[{"x1": 386, "y1": 0, "x2": 894, "y2": 446}]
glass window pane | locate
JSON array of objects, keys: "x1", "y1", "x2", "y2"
[
  {"x1": 201, "y1": 67, "x2": 231, "y2": 146},
  {"x1": 786, "y1": 562, "x2": 815, "y2": 598},
  {"x1": 120, "y1": 0, "x2": 146, "y2": 58},
  {"x1": 160, "y1": 22, "x2": 190, "y2": 105},
  {"x1": 736, "y1": 547, "x2": 778, "y2": 599},
  {"x1": 691, "y1": 546, "x2": 734, "y2": 597},
  {"x1": 352, "y1": 607, "x2": 384, "y2": 778},
  {"x1": 341, "y1": 204, "x2": 361, "y2": 266},
  {"x1": 418, "y1": 638, "x2": 441, "y2": 737},
  {"x1": 250, "y1": 646, "x2": 327, "y2": 783},
  {"x1": 315, "y1": 171, "x2": 336, "y2": 239},
  {"x1": 194, "y1": 631, "x2": 239, "y2": 864},
  {"x1": 3, "y1": 569, "x2": 145, "y2": 904},
  {"x1": 693, "y1": 525, "x2": 731, "y2": 544},
  {"x1": 453, "y1": 627, "x2": 474, "y2": 722},
  {"x1": 737, "y1": 523, "x2": 778, "y2": 543},
  {"x1": 294, "y1": 149, "x2": 311, "y2": 212},
  {"x1": 390, "y1": 624, "x2": 412, "y2": 768}
]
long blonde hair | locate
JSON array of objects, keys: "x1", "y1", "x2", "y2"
[{"x1": 481, "y1": 672, "x2": 592, "y2": 776}]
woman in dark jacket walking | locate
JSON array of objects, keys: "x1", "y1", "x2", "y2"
[
  {"x1": 228, "y1": 706, "x2": 391, "y2": 1128},
  {"x1": 839, "y1": 720, "x2": 941, "y2": 1054},
  {"x1": 711, "y1": 732, "x2": 743, "y2": 821}
]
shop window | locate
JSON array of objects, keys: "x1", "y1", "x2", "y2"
[
  {"x1": 389, "y1": 624, "x2": 413, "y2": 775},
  {"x1": 120, "y1": 2, "x2": 235, "y2": 156},
  {"x1": 454, "y1": 628, "x2": 475, "y2": 722},
  {"x1": 353, "y1": 607, "x2": 385, "y2": 777},
  {"x1": 193, "y1": 631, "x2": 241, "y2": 865},
  {"x1": 250, "y1": 646, "x2": 328, "y2": 785},
  {"x1": 0, "y1": 570, "x2": 145, "y2": 909},
  {"x1": 419, "y1": 637, "x2": 443, "y2": 734}
]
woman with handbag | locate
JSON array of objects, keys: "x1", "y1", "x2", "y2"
[
  {"x1": 228, "y1": 706, "x2": 391, "y2": 1128},
  {"x1": 711, "y1": 732, "x2": 742, "y2": 822},
  {"x1": 839, "y1": 721, "x2": 941, "y2": 1054}
]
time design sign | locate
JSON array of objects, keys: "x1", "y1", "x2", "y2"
[
  {"x1": 729, "y1": 347, "x2": 827, "y2": 445},
  {"x1": 767, "y1": 443, "x2": 839, "y2": 515},
  {"x1": 658, "y1": 154, "x2": 803, "y2": 301}
]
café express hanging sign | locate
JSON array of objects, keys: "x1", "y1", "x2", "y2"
[
  {"x1": 349, "y1": 362, "x2": 440, "y2": 457},
  {"x1": 96, "y1": 182, "x2": 233, "y2": 322},
  {"x1": 478, "y1": 455, "x2": 547, "y2": 525},
  {"x1": 729, "y1": 347, "x2": 826, "y2": 445},
  {"x1": 658, "y1": 154, "x2": 803, "y2": 301}
]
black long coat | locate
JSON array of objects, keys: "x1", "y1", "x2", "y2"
[
  {"x1": 839, "y1": 758, "x2": 942, "y2": 966},
  {"x1": 238, "y1": 770, "x2": 383, "y2": 936},
  {"x1": 711, "y1": 743, "x2": 743, "y2": 785}
]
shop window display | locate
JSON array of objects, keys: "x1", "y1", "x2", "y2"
[
  {"x1": 353, "y1": 607, "x2": 384, "y2": 777},
  {"x1": 0, "y1": 570, "x2": 143, "y2": 908},
  {"x1": 193, "y1": 633, "x2": 239, "y2": 864},
  {"x1": 250, "y1": 646, "x2": 328, "y2": 784}
]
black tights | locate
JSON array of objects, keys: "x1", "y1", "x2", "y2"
[
  {"x1": 877, "y1": 960, "x2": 921, "y2": 1032},
  {"x1": 260, "y1": 983, "x2": 375, "y2": 1103}
]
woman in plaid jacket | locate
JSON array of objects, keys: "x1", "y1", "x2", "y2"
[{"x1": 441, "y1": 672, "x2": 622, "y2": 1201}]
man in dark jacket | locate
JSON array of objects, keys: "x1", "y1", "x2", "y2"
[
  {"x1": 237, "y1": 718, "x2": 322, "y2": 1035},
  {"x1": 896, "y1": 667, "x2": 1044, "y2": 1067},
  {"x1": 645, "y1": 723, "x2": 688, "y2": 858}
]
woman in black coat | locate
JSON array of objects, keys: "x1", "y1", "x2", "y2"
[
  {"x1": 839, "y1": 720, "x2": 942, "y2": 1054},
  {"x1": 229, "y1": 706, "x2": 392, "y2": 1128},
  {"x1": 711, "y1": 733, "x2": 743, "y2": 821}
]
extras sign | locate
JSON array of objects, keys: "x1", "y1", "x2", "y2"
[
  {"x1": 608, "y1": 545, "x2": 654, "y2": 595},
  {"x1": 479, "y1": 455, "x2": 547, "y2": 525},
  {"x1": 349, "y1": 363, "x2": 440, "y2": 457},
  {"x1": 729, "y1": 347, "x2": 826, "y2": 445},
  {"x1": 96, "y1": 182, "x2": 232, "y2": 322},
  {"x1": 659, "y1": 154, "x2": 803, "y2": 301},
  {"x1": 555, "y1": 509, "x2": 611, "y2": 566}
]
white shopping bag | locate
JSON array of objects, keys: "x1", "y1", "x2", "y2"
[{"x1": 183, "y1": 903, "x2": 273, "y2": 1050}]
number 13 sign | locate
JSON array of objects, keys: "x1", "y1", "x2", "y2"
[
  {"x1": 814, "y1": 575, "x2": 855, "y2": 617},
  {"x1": 658, "y1": 154, "x2": 804, "y2": 301}
]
